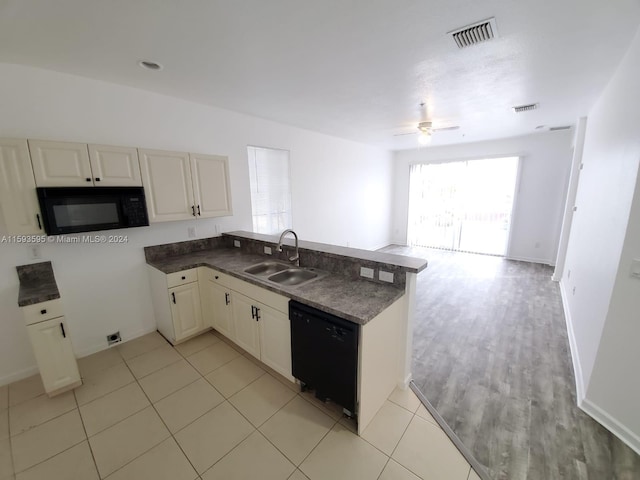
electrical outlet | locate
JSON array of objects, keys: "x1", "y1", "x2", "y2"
[
  {"x1": 360, "y1": 267, "x2": 374, "y2": 279},
  {"x1": 187, "y1": 226, "x2": 196, "y2": 238},
  {"x1": 234, "y1": 240, "x2": 241, "y2": 248},
  {"x1": 379, "y1": 270, "x2": 394, "y2": 283},
  {"x1": 264, "y1": 246, "x2": 272, "y2": 255}
]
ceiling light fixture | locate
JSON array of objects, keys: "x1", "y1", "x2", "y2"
[
  {"x1": 138, "y1": 60, "x2": 163, "y2": 71},
  {"x1": 417, "y1": 121, "x2": 432, "y2": 145}
]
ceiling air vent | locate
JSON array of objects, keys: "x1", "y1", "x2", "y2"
[
  {"x1": 513, "y1": 103, "x2": 538, "y2": 113},
  {"x1": 449, "y1": 18, "x2": 498, "y2": 48}
]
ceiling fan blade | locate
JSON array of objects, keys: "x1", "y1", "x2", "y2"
[
  {"x1": 432, "y1": 125, "x2": 460, "y2": 132},
  {"x1": 393, "y1": 131, "x2": 419, "y2": 137}
]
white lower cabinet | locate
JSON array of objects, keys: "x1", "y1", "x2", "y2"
[
  {"x1": 200, "y1": 268, "x2": 294, "y2": 381},
  {"x1": 231, "y1": 292, "x2": 262, "y2": 359},
  {"x1": 21, "y1": 299, "x2": 81, "y2": 397},
  {"x1": 201, "y1": 279, "x2": 234, "y2": 339},
  {"x1": 169, "y1": 282, "x2": 204, "y2": 341},
  {"x1": 148, "y1": 266, "x2": 208, "y2": 345}
]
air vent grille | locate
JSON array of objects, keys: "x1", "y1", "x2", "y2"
[
  {"x1": 550, "y1": 126, "x2": 572, "y2": 131},
  {"x1": 513, "y1": 103, "x2": 538, "y2": 113},
  {"x1": 450, "y1": 18, "x2": 498, "y2": 48}
]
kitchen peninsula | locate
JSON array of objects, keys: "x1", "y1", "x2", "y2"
[{"x1": 145, "y1": 231, "x2": 427, "y2": 433}]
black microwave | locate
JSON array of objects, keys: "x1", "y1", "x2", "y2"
[{"x1": 36, "y1": 186, "x2": 149, "y2": 235}]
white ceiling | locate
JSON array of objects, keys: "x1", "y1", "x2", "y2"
[{"x1": 0, "y1": 0, "x2": 639, "y2": 150}]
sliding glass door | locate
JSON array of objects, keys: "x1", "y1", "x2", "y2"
[{"x1": 407, "y1": 157, "x2": 519, "y2": 256}]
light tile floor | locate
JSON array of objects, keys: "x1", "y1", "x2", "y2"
[{"x1": 0, "y1": 330, "x2": 482, "y2": 480}]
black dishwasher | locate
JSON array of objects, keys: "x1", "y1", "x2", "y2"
[{"x1": 289, "y1": 300, "x2": 359, "y2": 416}]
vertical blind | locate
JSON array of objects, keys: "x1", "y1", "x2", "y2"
[
  {"x1": 247, "y1": 146, "x2": 292, "y2": 235},
  {"x1": 407, "y1": 157, "x2": 519, "y2": 256}
]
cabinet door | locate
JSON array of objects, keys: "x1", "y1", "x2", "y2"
[
  {"x1": 190, "y1": 153, "x2": 232, "y2": 218},
  {"x1": 231, "y1": 292, "x2": 261, "y2": 359},
  {"x1": 259, "y1": 304, "x2": 293, "y2": 381},
  {"x1": 26, "y1": 317, "x2": 80, "y2": 394},
  {"x1": 0, "y1": 139, "x2": 43, "y2": 234},
  {"x1": 88, "y1": 144, "x2": 142, "y2": 186},
  {"x1": 169, "y1": 282, "x2": 204, "y2": 342},
  {"x1": 139, "y1": 149, "x2": 195, "y2": 222},
  {"x1": 202, "y1": 280, "x2": 235, "y2": 340},
  {"x1": 28, "y1": 140, "x2": 92, "y2": 187}
]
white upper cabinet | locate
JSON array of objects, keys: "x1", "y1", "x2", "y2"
[
  {"x1": 0, "y1": 139, "x2": 43, "y2": 234},
  {"x1": 139, "y1": 149, "x2": 194, "y2": 222},
  {"x1": 28, "y1": 140, "x2": 93, "y2": 187},
  {"x1": 29, "y1": 140, "x2": 142, "y2": 187},
  {"x1": 140, "y1": 149, "x2": 233, "y2": 223},
  {"x1": 88, "y1": 144, "x2": 142, "y2": 186},
  {"x1": 190, "y1": 153, "x2": 232, "y2": 218}
]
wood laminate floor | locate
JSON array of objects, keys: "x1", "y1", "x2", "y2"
[{"x1": 380, "y1": 245, "x2": 640, "y2": 480}]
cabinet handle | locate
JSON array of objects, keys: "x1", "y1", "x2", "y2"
[
  {"x1": 171, "y1": 292, "x2": 176, "y2": 304},
  {"x1": 95, "y1": 177, "x2": 101, "y2": 182},
  {"x1": 255, "y1": 307, "x2": 260, "y2": 321},
  {"x1": 40, "y1": 309, "x2": 47, "y2": 315},
  {"x1": 197, "y1": 205, "x2": 201, "y2": 216},
  {"x1": 215, "y1": 275, "x2": 219, "y2": 280},
  {"x1": 191, "y1": 205, "x2": 196, "y2": 216},
  {"x1": 225, "y1": 292, "x2": 230, "y2": 305},
  {"x1": 36, "y1": 214, "x2": 42, "y2": 230},
  {"x1": 181, "y1": 276, "x2": 186, "y2": 280},
  {"x1": 60, "y1": 323, "x2": 66, "y2": 338},
  {"x1": 86, "y1": 178, "x2": 92, "y2": 182},
  {"x1": 251, "y1": 305, "x2": 256, "y2": 319}
]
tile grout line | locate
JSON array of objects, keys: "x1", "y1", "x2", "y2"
[
  {"x1": 72, "y1": 387, "x2": 102, "y2": 479},
  {"x1": 101, "y1": 349, "x2": 201, "y2": 480}
]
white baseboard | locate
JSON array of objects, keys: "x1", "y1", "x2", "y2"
[
  {"x1": 581, "y1": 398, "x2": 640, "y2": 456},
  {"x1": 559, "y1": 281, "x2": 640, "y2": 455},
  {"x1": 76, "y1": 325, "x2": 158, "y2": 359},
  {"x1": 0, "y1": 365, "x2": 40, "y2": 387},
  {"x1": 398, "y1": 373, "x2": 412, "y2": 389},
  {"x1": 559, "y1": 280, "x2": 585, "y2": 402},
  {"x1": 505, "y1": 254, "x2": 555, "y2": 266}
]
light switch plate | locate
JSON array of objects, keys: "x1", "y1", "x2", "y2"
[
  {"x1": 360, "y1": 267, "x2": 374, "y2": 279},
  {"x1": 264, "y1": 246, "x2": 272, "y2": 255},
  {"x1": 233, "y1": 240, "x2": 241, "y2": 248},
  {"x1": 187, "y1": 226, "x2": 196, "y2": 238}
]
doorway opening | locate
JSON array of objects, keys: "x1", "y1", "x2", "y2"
[{"x1": 407, "y1": 156, "x2": 519, "y2": 256}]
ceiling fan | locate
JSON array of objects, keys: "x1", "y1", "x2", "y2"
[{"x1": 393, "y1": 103, "x2": 460, "y2": 144}]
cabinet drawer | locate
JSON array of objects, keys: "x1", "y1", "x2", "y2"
[
  {"x1": 22, "y1": 298, "x2": 64, "y2": 325},
  {"x1": 200, "y1": 267, "x2": 235, "y2": 288},
  {"x1": 167, "y1": 268, "x2": 198, "y2": 288}
]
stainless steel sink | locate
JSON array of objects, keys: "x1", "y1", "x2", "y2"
[
  {"x1": 267, "y1": 268, "x2": 318, "y2": 286},
  {"x1": 244, "y1": 261, "x2": 290, "y2": 276}
]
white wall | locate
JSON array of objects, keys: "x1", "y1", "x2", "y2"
[
  {"x1": 0, "y1": 63, "x2": 393, "y2": 384},
  {"x1": 561, "y1": 25, "x2": 640, "y2": 453},
  {"x1": 391, "y1": 130, "x2": 574, "y2": 264}
]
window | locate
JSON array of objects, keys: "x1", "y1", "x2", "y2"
[
  {"x1": 407, "y1": 156, "x2": 519, "y2": 256},
  {"x1": 247, "y1": 146, "x2": 292, "y2": 234}
]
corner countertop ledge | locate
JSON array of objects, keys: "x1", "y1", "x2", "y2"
[{"x1": 16, "y1": 261, "x2": 60, "y2": 307}]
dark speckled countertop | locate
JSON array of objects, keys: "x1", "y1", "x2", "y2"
[
  {"x1": 147, "y1": 248, "x2": 407, "y2": 325},
  {"x1": 16, "y1": 261, "x2": 60, "y2": 307}
]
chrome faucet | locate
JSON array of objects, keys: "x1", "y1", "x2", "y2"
[{"x1": 276, "y1": 229, "x2": 299, "y2": 266}]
